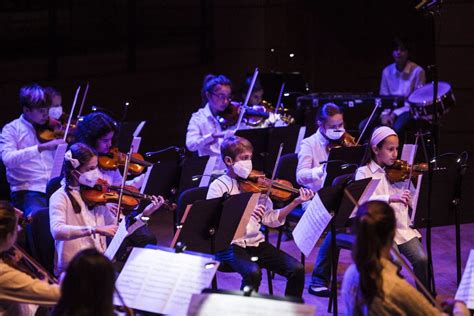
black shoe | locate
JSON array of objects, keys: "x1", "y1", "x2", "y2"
[{"x1": 308, "y1": 285, "x2": 331, "y2": 297}]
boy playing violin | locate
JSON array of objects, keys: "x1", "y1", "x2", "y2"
[
  {"x1": 0, "y1": 84, "x2": 65, "y2": 260},
  {"x1": 207, "y1": 136, "x2": 314, "y2": 298}
]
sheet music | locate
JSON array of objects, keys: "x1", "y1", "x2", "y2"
[
  {"x1": 114, "y1": 247, "x2": 219, "y2": 315},
  {"x1": 410, "y1": 174, "x2": 423, "y2": 223},
  {"x1": 187, "y1": 293, "x2": 316, "y2": 316},
  {"x1": 199, "y1": 156, "x2": 217, "y2": 187},
  {"x1": 293, "y1": 194, "x2": 332, "y2": 257},
  {"x1": 131, "y1": 136, "x2": 141, "y2": 153},
  {"x1": 401, "y1": 144, "x2": 418, "y2": 165},
  {"x1": 140, "y1": 164, "x2": 153, "y2": 194},
  {"x1": 455, "y1": 249, "x2": 474, "y2": 309},
  {"x1": 349, "y1": 179, "x2": 381, "y2": 217},
  {"x1": 295, "y1": 126, "x2": 306, "y2": 153},
  {"x1": 104, "y1": 217, "x2": 145, "y2": 260},
  {"x1": 50, "y1": 143, "x2": 68, "y2": 179}
]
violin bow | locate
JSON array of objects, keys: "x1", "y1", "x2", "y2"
[
  {"x1": 76, "y1": 81, "x2": 89, "y2": 119},
  {"x1": 261, "y1": 143, "x2": 284, "y2": 203},
  {"x1": 116, "y1": 144, "x2": 134, "y2": 222},
  {"x1": 343, "y1": 188, "x2": 442, "y2": 312},
  {"x1": 356, "y1": 97, "x2": 381, "y2": 146},
  {"x1": 274, "y1": 82, "x2": 286, "y2": 115},
  {"x1": 63, "y1": 86, "x2": 81, "y2": 142},
  {"x1": 235, "y1": 68, "x2": 259, "y2": 130}
]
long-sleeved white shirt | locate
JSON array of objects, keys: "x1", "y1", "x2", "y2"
[
  {"x1": 0, "y1": 260, "x2": 60, "y2": 316},
  {"x1": 296, "y1": 129, "x2": 328, "y2": 192},
  {"x1": 355, "y1": 160, "x2": 421, "y2": 245},
  {"x1": 49, "y1": 184, "x2": 116, "y2": 275},
  {"x1": 206, "y1": 174, "x2": 285, "y2": 247},
  {"x1": 0, "y1": 115, "x2": 54, "y2": 193},
  {"x1": 380, "y1": 61, "x2": 426, "y2": 117}
]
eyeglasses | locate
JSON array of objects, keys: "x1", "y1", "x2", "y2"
[{"x1": 210, "y1": 92, "x2": 232, "y2": 102}]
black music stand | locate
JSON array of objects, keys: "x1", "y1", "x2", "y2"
[
  {"x1": 323, "y1": 145, "x2": 367, "y2": 187},
  {"x1": 177, "y1": 155, "x2": 212, "y2": 194},
  {"x1": 117, "y1": 121, "x2": 145, "y2": 153},
  {"x1": 236, "y1": 125, "x2": 304, "y2": 176},
  {"x1": 171, "y1": 192, "x2": 256, "y2": 255},
  {"x1": 325, "y1": 177, "x2": 372, "y2": 314},
  {"x1": 142, "y1": 160, "x2": 180, "y2": 199}
]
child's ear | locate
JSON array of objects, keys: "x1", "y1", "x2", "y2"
[
  {"x1": 372, "y1": 145, "x2": 379, "y2": 155},
  {"x1": 71, "y1": 169, "x2": 81, "y2": 180},
  {"x1": 223, "y1": 156, "x2": 233, "y2": 167}
]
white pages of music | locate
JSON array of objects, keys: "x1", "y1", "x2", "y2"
[
  {"x1": 292, "y1": 193, "x2": 332, "y2": 257},
  {"x1": 187, "y1": 293, "x2": 316, "y2": 316},
  {"x1": 114, "y1": 247, "x2": 219, "y2": 315},
  {"x1": 455, "y1": 249, "x2": 474, "y2": 309}
]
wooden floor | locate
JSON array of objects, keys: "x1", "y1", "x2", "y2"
[{"x1": 149, "y1": 209, "x2": 474, "y2": 315}]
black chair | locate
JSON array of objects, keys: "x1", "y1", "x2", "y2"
[
  {"x1": 274, "y1": 153, "x2": 305, "y2": 265},
  {"x1": 46, "y1": 176, "x2": 63, "y2": 199},
  {"x1": 176, "y1": 187, "x2": 273, "y2": 295},
  {"x1": 327, "y1": 172, "x2": 356, "y2": 313},
  {"x1": 30, "y1": 207, "x2": 55, "y2": 275}
]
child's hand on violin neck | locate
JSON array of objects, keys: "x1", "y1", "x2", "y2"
[
  {"x1": 38, "y1": 138, "x2": 66, "y2": 152},
  {"x1": 251, "y1": 204, "x2": 266, "y2": 222},
  {"x1": 389, "y1": 190, "x2": 412, "y2": 207},
  {"x1": 143, "y1": 195, "x2": 165, "y2": 216},
  {"x1": 294, "y1": 188, "x2": 315, "y2": 204}
]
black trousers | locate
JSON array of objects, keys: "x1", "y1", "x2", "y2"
[{"x1": 216, "y1": 241, "x2": 305, "y2": 298}]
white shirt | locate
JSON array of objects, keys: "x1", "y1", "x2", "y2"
[
  {"x1": 49, "y1": 184, "x2": 116, "y2": 275},
  {"x1": 341, "y1": 259, "x2": 441, "y2": 316},
  {"x1": 206, "y1": 174, "x2": 285, "y2": 248},
  {"x1": 380, "y1": 61, "x2": 426, "y2": 117},
  {"x1": 0, "y1": 115, "x2": 54, "y2": 193},
  {"x1": 355, "y1": 161, "x2": 421, "y2": 245},
  {"x1": 296, "y1": 129, "x2": 328, "y2": 192}
]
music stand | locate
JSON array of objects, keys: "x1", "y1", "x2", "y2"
[
  {"x1": 323, "y1": 145, "x2": 367, "y2": 187},
  {"x1": 117, "y1": 121, "x2": 146, "y2": 153},
  {"x1": 171, "y1": 192, "x2": 258, "y2": 254},
  {"x1": 236, "y1": 125, "x2": 305, "y2": 176},
  {"x1": 177, "y1": 155, "x2": 211, "y2": 194}
]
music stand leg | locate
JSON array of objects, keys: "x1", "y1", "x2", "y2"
[{"x1": 328, "y1": 218, "x2": 338, "y2": 314}]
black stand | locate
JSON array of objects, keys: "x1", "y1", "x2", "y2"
[
  {"x1": 177, "y1": 155, "x2": 213, "y2": 194},
  {"x1": 236, "y1": 125, "x2": 304, "y2": 176},
  {"x1": 323, "y1": 145, "x2": 367, "y2": 188},
  {"x1": 328, "y1": 177, "x2": 372, "y2": 314}
]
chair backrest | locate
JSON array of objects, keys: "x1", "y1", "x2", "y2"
[
  {"x1": 275, "y1": 153, "x2": 299, "y2": 188},
  {"x1": 176, "y1": 186, "x2": 209, "y2": 225},
  {"x1": 46, "y1": 176, "x2": 63, "y2": 199},
  {"x1": 332, "y1": 173, "x2": 355, "y2": 187},
  {"x1": 30, "y1": 207, "x2": 55, "y2": 274}
]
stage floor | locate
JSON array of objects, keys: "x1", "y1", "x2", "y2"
[{"x1": 149, "y1": 209, "x2": 474, "y2": 315}]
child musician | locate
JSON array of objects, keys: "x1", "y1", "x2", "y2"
[
  {"x1": 207, "y1": 136, "x2": 314, "y2": 298},
  {"x1": 0, "y1": 200, "x2": 60, "y2": 315},
  {"x1": 297, "y1": 103, "x2": 348, "y2": 297},
  {"x1": 356, "y1": 126, "x2": 429, "y2": 290},
  {"x1": 186, "y1": 74, "x2": 235, "y2": 171},
  {"x1": 49, "y1": 143, "x2": 162, "y2": 275},
  {"x1": 0, "y1": 84, "x2": 65, "y2": 260}
]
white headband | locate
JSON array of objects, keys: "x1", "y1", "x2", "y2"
[
  {"x1": 370, "y1": 126, "x2": 397, "y2": 147},
  {"x1": 64, "y1": 150, "x2": 80, "y2": 169}
]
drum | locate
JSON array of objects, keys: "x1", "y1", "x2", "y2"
[{"x1": 408, "y1": 81, "x2": 455, "y2": 122}]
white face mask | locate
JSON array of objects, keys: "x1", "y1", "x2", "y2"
[
  {"x1": 233, "y1": 160, "x2": 253, "y2": 179},
  {"x1": 325, "y1": 128, "x2": 345, "y2": 140},
  {"x1": 49, "y1": 106, "x2": 63, "y2": 120},
  {"x1": 78, "y1": 169, "x2": 101, "y2": 188}
]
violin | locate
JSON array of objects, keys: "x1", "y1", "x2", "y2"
[
  {"x1": 80, "y1": 178, "x2": 175, "y2": 214},
  {"x1": 2, "y1": 244, "x2": 58, "y2": 284},
  {"x1": 327, "y1": 132, "x2": 358, "y2": 151},
  {"x1": 237, "y1": 170, "x2": 300, "y2": 202},
  {"x1": 98, "y1": 147, "x2": 153, "y2": 176},
  {"x1": 35, "y1": 117, "x2": 71, "y2": 143},
  {"x1": 385, "y1": 159, "x2": 428, "y2": 183}
]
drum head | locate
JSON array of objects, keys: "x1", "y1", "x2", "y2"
[{"x1": 408, "y1": 81, "x2": 451, "y2": 105}]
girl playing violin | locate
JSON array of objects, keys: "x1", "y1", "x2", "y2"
[
  {"x1": 0, "y1": 200, "x2": 60, "y2": 315},
  {"x1": 299, "y1": 103, "x2": 352, "y2": 297},
  {"x1": 207, "y1": 136, "x2": 314, "y2": 298},
  {"x1": 356, "y1": 126, "x2": 429, "y2": 290},
  {"x1": 186, "y1": 74, "x2": 236, "y2": 171},
  {"x1": 49, "y1": 143, "x2": 163, "y2": 275}
]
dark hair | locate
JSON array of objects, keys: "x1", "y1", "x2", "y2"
[
  {"x1": 64, "y1": 143, "x2": 96, "y2": 214},
  {"x1": 359, "y1": 128, "x2": 387, "y2": 166},
  {"x1": 392, "y1": 37, "x2": 410, "y2": 52},
  {"x1": 242, "y1": 75, "x2": 263, "y2": 94},
  {"x1": 19, "y1": 84, "x2": 49, "y2": 109},
  {"x1": 0, "y1": 201, "x2": 17, "y2": 244},
  {"x1": 53, "y1": 248, "x2": 116, "y2": 316},
  {"x1": 73, "y1": 112, "x2": 117, "y2": 152},
  {"x1": 44, "y1": 87, "x2": 62, "y2": 98},
  {"x1": 353, "y1": 201, "x2": 396, "y2": 307},
  {"x1": 316, "y1": 103, "x2": 342, "y2": 125},
  {"x1": 201, "y1": 74, "x2": 232, "y2": 104},
  {"x1": 221, "y1": 136, "x2": 253, "y2": 162}
]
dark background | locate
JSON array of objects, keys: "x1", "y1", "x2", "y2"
[{"x1": 0, "y1": 0, "x2": 472, "y2": 225}]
